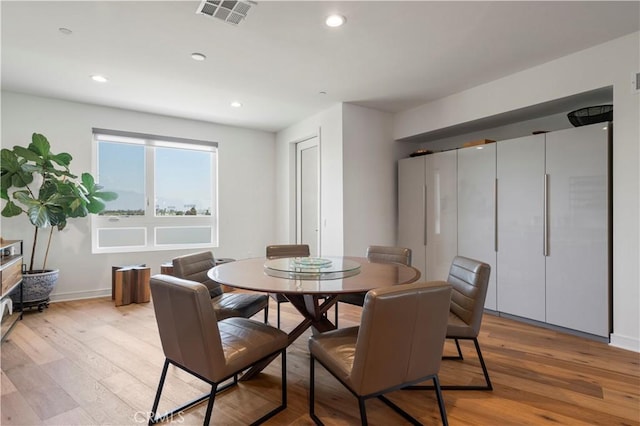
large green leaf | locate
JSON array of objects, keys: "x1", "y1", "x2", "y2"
[
  {"x1": 50, "y1": 152, "x2": 72, "y2": 167},
  {"x1": 1, "y1": 200, "x2": 23, "y2": 217},
  {"x1": 86, "y1": 198, "x2": 106, "y2": 214},
  {"x1": 38, "y1": 180, "x2": 58, "y2": 202},
  {"x1": 27, "y1": 204, "x2": 51, "y2": 228},
  {"x1": 13, "y1": 190, "x2": 40, "y2": 208},
  {"x1": 13, "y1": 145, "x2": 42, "y2": 164},
  {"x1": 81, "y1": 173, "x2": 95, "y2": 190},
  {"x1": 94, "y1": 191, "x2": 118, "y2": 202},
  {"x1": 80, "y1": 172, "x2": 117, "y2": 214},
  {"x1": 29, "y1": 133, "x2": 50, "y2": 157},
  {"x1": 47, "y1": 206, "x2": 67, "y2": 226},
  {"x1": 1, "y1": 149, "x2": 33, "y2": 189},
  {"x1": 0, "y1": 148, "x2": 18, "y2": 171}
]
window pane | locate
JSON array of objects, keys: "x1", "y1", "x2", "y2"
[
  {"x1": 92, "y1": 130, "x2": 218, "y2": 254},
  {"x1": 155, "y1": 226, "x2": 213, "y2": 245},
  {"x1": 98, "y1": 141, "x2": 145, "y2": 216},
  {"x1": 98, "y1": 227, "x2": 146, "y2": 248},
  {"x1": 155, "y1": 147, "x2": 213, "y2": 217}
]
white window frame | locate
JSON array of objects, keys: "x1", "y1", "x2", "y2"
[{"x1": 91, "y1": 129, "x2": 218, "y2": 254}]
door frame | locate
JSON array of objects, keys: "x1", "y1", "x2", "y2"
[{"x1": 293, "y1": 132, "x2": 321, "y2": 255}]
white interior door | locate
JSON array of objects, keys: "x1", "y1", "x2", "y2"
[{"x1": 296, "y1": 137, "x2": 319, "y2": 257}]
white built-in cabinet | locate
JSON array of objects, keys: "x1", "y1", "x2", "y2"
[
  {"x1": 496, "y1": 134, "x2": 547, "y2": 322},
  {"x1": 399, "y1": 122, "x2": 610, "y2": 338},
  {"x1": 497, "y1": 125, "x2": 610, "y2": 336},
  {"x1": 457, "y1": 144, "x2": 498, "y2": 310},
  {"x1": 544, "y1": 125, "x2": 609, "y2": 336},
  {"x1": 398, "y1": 150, "x2": 457, "y2": 281}
]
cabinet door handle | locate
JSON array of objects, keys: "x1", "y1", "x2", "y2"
[
  {"x1": 494, "y1": 178, "x2": 498, "y2": 252},
  {"x1": 544, "y1": 173, "x2": 549, "y2": 257},
  {"x1": 423, "y1": 184, "x2": 428, "y2": 246}
]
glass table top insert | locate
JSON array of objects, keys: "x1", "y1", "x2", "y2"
[{"x1": 264, "y1": 257, "x2": 361, "y2": 280}]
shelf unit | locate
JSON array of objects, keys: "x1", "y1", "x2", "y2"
[{"x1": 1, "y1": 239, "x2": 23, "y2": 342}]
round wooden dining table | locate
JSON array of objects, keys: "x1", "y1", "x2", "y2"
[{"x1": 208, "y1": 256, "x2": 421, "y2": 379}]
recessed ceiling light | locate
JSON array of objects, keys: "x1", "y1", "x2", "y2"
[
  {"x1": 91, "y1": 75, "x2": 108, "y2": 83},
  {"x1": 319, "y1": 91, "x2": 327, "y2": 95},
  {"x1": 58, "y1": 27, "x2": 73, "y2": 35},
  {"x1": 231, "y1": 101, "x2": 242, "y2": 108},
  {"x1": 325, "y1": 14, "x2": 346, "y2": 27},
  {"x1": 191, "y1": 52, "x2": 207, "y2": 61}
]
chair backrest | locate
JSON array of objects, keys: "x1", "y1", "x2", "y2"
[
  {"x1": 447, "y1": 256, "x2": 491, "y2": 336},
  {"x1": 350, "y1": 281, "x2": 452, "y2": 396},
  {"x1": 366, "y1": 245, "x2": 412, "y2": 266},
  {"x1": 150, "y1": 274, "x2": 225, "y2": 381},
  {"x1": 266, "y1": 244, "x2": 310, "y2": 259},
  {"x1": 172, "y1": 251, "x2": 223, "y2": 298}
]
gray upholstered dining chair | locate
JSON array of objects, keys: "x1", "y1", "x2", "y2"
[
  {"x1": 172, "y1": 251, "x2": 269, "y2": 322},
  {"x1": 309, "y1": 281, "x2": 452, "y2": 425},
  {"x1": 408, "y1": 256, "x2": 493, "y2": 391},
  {"x1": 148, "y1": 274, "x2": 287, "y2": 425},
  {"x1": 335, "y1": 245, "x2": 412, "y2": 326},
  {"x1": 443, "y1": 256, "x2": 492, "y2": 390},
  {"x1": 266, "y1": 244, "x2": 309, "y2": 328}
]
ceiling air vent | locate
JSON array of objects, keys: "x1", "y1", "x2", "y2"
[{"x1": 196, "y1": 0, "x2": 256, "y2": 25}]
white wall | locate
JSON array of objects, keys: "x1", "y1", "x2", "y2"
[
  {"x1": 275, "y1": 103, "x2": 413, "y2": 258},
  {"x1": 275, "y1": 103, "x2": 344, "y2": 256},
  {"x1": 342, "y1": 104, "x2": 412, "y2": 256},
  {"x1": 394, "y1": 32, "x2": 640, "y2": 352},
  {"x1": 1, "y1": 91, "x2": 276, "y2": 301}
]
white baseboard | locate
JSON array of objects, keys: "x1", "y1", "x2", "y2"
[
  {"x1": 609, "y1": 333, "x2": 640, "y2": 353},
  {"x1": 49, "y1": 288, "x2": 111, "y2": 303}
]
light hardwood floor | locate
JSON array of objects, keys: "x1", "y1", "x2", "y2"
[{"x1": 1, "y1": 296, "x2": 639, "y2": 425}]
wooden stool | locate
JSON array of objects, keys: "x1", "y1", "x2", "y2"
[
  {"x1": 112, "y1": 264, "x2": 145, "y2": 300},
  {"x1": 112, "y1": 266, "x2": 150, "y2": 307}
]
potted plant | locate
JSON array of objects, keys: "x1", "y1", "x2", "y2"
[{"x1": 0, "y1": 133, "x2": 117, "y2": 309}]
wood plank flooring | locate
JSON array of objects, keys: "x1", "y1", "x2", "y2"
[{"x1": 1, "y1": 296, "x2": 639, "y2": 425}]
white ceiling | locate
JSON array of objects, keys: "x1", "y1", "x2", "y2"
[{"x1": 2, "y1": 1, "x2": 638, "y2": 133}]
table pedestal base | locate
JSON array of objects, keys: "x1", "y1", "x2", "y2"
[{"x1": 240, "y1": 294, "x2": 338, "y2": 381}]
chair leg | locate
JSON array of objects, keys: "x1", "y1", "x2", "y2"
[
  {"x1": 334, "y1": 303, "x2": 339, "y2": 327},
  {"x1": 277, "y1": 302, "x2": 281, "y2": 329},
  {"x1": 378, "y1": 395, "x2": 421, "y2": 425},
  {"x1": 358, "y1": 397, "x2": 368, "y2": 425},
  {"x1": 263, "y1": 304, "x2": 269, "y2": 324},
  {"x1": 149, "y1": 360, "x2": 215, "y2": 425},
  {"x1": 202, "y1": 385, "x2": 217, "y2": 425},
  {"x1": 443, "y1": 338, "x2": 463, "y2": 360},
  {"x1": 250, "y1": 349, "x2": 287, "y2": 426},
  {"x1": 309, "y1": 355, "x2": 321, "y2": 425},
  {"x1": 404, "y1": 338, "x2": 492, "y2": 391},
  {"x1": 149, "y1": 359, "x2": 170, "y2": 425},
  {"x1": 282, "y1": 349, "x2": 287, "y2": 408},
  {"x1": 433, "y1": 375, "x2": 448, "y2": 426},
  {"x1": 473, "y1": 337, "x2": 493, "y2": 391},
  {"x1": 439, "y1": 337, "x2": 492, "y2": 390}
]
